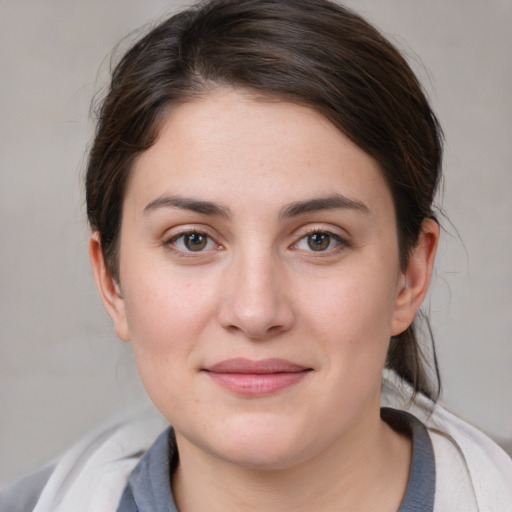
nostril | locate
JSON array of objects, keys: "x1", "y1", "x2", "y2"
[{"x1": 225, "y1": 324, "x2": 242, "y2": 335}]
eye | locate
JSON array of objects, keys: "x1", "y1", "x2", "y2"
[
  {"x1": 293, "y1": 231, "x2": 345, "y2": 252},
  {"x1": 168, "y1": 231, "x2": 216, "y2": 252}
]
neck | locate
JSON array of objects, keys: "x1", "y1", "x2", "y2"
[{"x1": 172, "y1": 407, "x2": 411, "y2": 512}]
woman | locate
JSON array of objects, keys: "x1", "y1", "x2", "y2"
[{"x1": 3, "y1": 0, "x2": 511, "y2": 510}]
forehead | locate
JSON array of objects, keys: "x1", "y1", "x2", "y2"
[{"x1": 126, "y1": 89, "x2": 393, "y2": 218}]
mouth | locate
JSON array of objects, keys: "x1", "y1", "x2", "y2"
[{"x1": 201, "y1": 358, "x2": 312, "y2": 396}]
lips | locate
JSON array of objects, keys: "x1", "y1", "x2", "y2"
[{"x1": 202, "y1": 358, "x2": 312, "y2": 396}]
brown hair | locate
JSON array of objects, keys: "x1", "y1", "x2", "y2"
[{"x1": 86, "y1": 0, "x2": 443, "y2": 399}]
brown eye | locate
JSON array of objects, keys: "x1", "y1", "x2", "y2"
[
  {"x1": 168, "y1": 231, "x2": 214, "y2": 252},
  {"x1": 307, "y1": 232, "x2": 331, "y2": 251},
  {"x1": 292, "y1": 230, "x2": 347, "y2": 254},
  {"x1": 183, "y1": 232, "x2": 208, "y2": 251}
]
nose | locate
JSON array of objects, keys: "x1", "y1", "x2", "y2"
[{"x1": 216, "y1": 250, "x2": 295, "y2": 340}]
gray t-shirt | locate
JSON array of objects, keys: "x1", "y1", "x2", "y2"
[{"x1": 116, "y1": 408, "x2": 435, "y2": 512}]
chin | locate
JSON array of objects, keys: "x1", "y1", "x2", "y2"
[
  {"x1": 182, "y1": 412, "x2": 323, "y2": 471},
  {"x1": 213, "y1": 440, "x2": 309, "y2": 471}
]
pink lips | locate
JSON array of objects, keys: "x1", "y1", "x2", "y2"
[{"x1": 202, "y1": 358, "x2": 311, "y2": 396}]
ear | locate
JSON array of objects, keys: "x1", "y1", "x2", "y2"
[
  {"x1": 89, "y1": 232, "x2": 131, "y2": 341},
  {"x1": 391, "y1": 218, "x2": 439, "y2": 336}
]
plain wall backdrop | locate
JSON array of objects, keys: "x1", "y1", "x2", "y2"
[{"x1": 1, "y1": 0, "x2": 511, "y2": 486}]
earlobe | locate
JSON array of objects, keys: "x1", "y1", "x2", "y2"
[
  {"x1": 88, "y1": 232, "x2": 131, "y2": 341},
  {"x1": 391, "y1": 219, "x2": 439, "y2": 336}
]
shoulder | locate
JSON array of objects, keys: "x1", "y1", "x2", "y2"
[
  {"x1": 382, "y1": 370, "x2": 512, "y2": 511},
  {"x1": 0, "y1": 465, "x2": 54, "y2": 512},
  {"x1": 2, "y1": 408, "x2": 168, "y2": 512}
]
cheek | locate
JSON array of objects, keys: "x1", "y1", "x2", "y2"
[
  {"x1": 296, "y1": 266, "x2": 399, "y2": 417},
  {"x1": 121, "y1": 265, "x2": 218, "y2": 363},
  {"x1": 302, "y1": 265, "x2": 398, "y2": 346},
  {"x1": 121, "y1": 272, "x2": 217, "y2": 417},
  {"x1": 298, "y1": 262, "x2": 399, "y2": 404}
]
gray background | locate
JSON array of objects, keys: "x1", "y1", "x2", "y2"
[{"x1": 1, "y1": 0, "x2": 511, "y2": 486}]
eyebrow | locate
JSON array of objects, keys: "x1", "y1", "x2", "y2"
[
  {"x1": 279, "y1": 194, "x2": 370, "y2": 219},
  {"x1": 144, "y1": 195, "x2": 231, "y2": 218},
  {"x1": 143, "y1": 193, "x2": 369, "y2": 219}
]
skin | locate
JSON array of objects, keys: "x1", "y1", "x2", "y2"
[{"x1": 90, "y1": 89, "x2": 438, "y2": 511}]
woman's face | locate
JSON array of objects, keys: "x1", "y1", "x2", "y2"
[{"x1": 97, "y1": 89, "x2": 424, "y2": 470}]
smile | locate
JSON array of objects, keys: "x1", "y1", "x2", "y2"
[{"x1": 202, "y1": 358, "x2": 312, "y2": 397}]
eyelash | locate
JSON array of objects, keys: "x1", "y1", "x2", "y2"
[
  {"x1": 164, "y1": 230, "x2": 220, "y2": 255},
  {"x1": 291, "y1": 229, "x2": 349, "y2": 254}
]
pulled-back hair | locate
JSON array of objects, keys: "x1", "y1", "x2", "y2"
[{"x1": 86, "y1": 0, "x2": 443, "y2": 399}]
